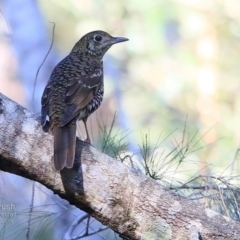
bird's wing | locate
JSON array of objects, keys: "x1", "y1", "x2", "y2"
[
  {"x1": 41, "y1": 81, "x2": 52, "y2": 131},
  {"x1": 61, "y1": 67, "x2": 103, "y2": 126}
]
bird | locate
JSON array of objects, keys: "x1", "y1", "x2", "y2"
[{"x1": 41, "y1": 30, "x2": 128, "y2": 171}]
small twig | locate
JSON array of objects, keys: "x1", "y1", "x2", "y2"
[
  {"x1": 31, "y1": 21, "x2": 55, "y2": 111},
  {"x1": 85, "y1": 215, "x2": 90, "y2": 235},
  {"x1": 231, "y1": 144, "x2": 240, "y2": 175},
  {"x1": 64, "y1": 214, "x2": 108, "y2": 240},
  {"x1": 26, "y1": 181, "x2": 35, "y2": 240},
  {"x1": 217, "y1": 184, "x2": 231, "y2": 218}
]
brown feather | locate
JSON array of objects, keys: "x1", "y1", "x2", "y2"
[
  {"x1": 65, "y1": 125, "x2": 76, "y2": 168},
  {"x1": 53, "y1": 124, "x2": 76, "y2": 170}
]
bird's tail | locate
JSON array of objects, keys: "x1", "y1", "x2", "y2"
[{"x1": 53, "y1": 124, "x2": 76, "y2": 171}]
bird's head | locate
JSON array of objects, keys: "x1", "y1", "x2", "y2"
[{"x1": 72, "y1": 30, "x2": 128, "y2": 59}]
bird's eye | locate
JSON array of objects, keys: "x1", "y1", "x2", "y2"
[{"x1": 93, "y1": 34, "x2": 102, "y2": 42}]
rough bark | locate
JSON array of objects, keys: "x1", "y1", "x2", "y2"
[{"x1": 0, "y1": 92, "x2": 240, "y2": 240}]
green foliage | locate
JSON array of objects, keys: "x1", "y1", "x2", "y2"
[
  {"x1": 97, "y1": 113, "x2": 129, "y2": 160},
  {"x1": 98, "y1": 115, "x2": 240, "y2": 222},
  {"x1": 172, "y1": 174, "x2": 240, "y2": 222}
]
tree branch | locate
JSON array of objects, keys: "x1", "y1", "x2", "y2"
[{"x1": 0, "y1": 92, "x2": 240, "y2": 240}]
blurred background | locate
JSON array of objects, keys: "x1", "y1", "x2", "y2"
[{"x1": 1, "y1": 0, "x2": 240, "y2": 239}]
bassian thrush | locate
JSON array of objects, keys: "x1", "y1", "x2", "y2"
[{"x1": 41, "y1": 30, "x2": 128, "y2": 170}]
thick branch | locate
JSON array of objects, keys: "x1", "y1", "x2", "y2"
[{"x1": 0, "y1": 92, "x2": 240, "y2": 240}]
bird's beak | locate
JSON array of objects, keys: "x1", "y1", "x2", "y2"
[
  {"x1": 113, "y1": 37, "x2": 129, "y2": 44},
  {"x1": 106, "y1": 37, "x2": 129, "y2": 46}
]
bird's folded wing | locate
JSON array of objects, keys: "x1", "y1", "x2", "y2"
[
  {"x1": 61, "y1": 68, "x2": 103, "y2": 126},
  {"x1": 41, "y1": 82, "x2": 52, "y2": 129}
]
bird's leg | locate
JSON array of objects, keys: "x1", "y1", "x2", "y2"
[{"x1": 82, "y1": 117, "x2": 91, "y2": 144}]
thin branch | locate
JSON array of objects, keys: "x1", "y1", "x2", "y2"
[
  {"x1": 26, "y1": 181, "x2": 35, "y2": 240},
  {"x1": 31, "y1": 21, "x2": 55, "y2": 111}
]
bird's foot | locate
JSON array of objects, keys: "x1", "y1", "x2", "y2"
[{"x1": 84, "y1": 137, "x2": 91, "y2": 144}]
